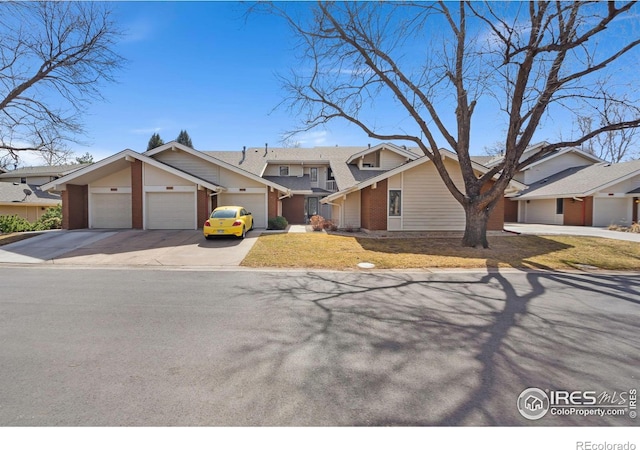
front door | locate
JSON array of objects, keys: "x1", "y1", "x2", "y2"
[{"x1": 305, "y1": 197, "x2": 319, "y2": 219}]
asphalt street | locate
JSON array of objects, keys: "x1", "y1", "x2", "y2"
[{"x1": 0, "y1": 267, "x2": 638, "y2": 426}]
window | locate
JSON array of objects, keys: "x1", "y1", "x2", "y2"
[
  {"x1": 20, "y1": 177, "x2": 26, "y2": 184},
  {"x1": 279, "y1": 166, "x2": 289, "y2": 176},
  {"x1": 556, "y1": 198, "x2": 564, "y2": 214},
  {"x1": 327, "y1": 167, "x2": 335, "y2": 180},
  {"x1": 389, "y1": 190, "x2": 401, "y2": 216},
  {"x1": 310, "y1": 167, "x2": 318, "y2": 182}
]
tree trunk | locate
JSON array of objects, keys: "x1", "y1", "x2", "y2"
[{"x1": 462, "y1": 202, "x2": 490, "y2": 248}]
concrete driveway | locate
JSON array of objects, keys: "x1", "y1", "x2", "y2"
[
  {"x1": 504, "y1": 222, "x2": 640, "y2": 242},
  {"x1": 0, "y1": 229, "x2": 260, "y2": 267}
]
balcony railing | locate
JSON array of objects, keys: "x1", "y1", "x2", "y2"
[{"x1": 311, "y1": 180, "x2": 338, "y2": 192}]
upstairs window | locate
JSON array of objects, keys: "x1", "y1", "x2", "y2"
[
  {"x1": 310, "y1": 167, "x2": 318, "y2": 182},
  {"x1": 279, "y1": 166, "x2": 289, "y2": 176}
]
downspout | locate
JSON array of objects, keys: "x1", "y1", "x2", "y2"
[{"x1": 322, "y1": 200, "x2": 342, "y2": 228}]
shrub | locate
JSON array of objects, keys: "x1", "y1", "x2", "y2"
[
  {"x1": 0, "y1": 205, "x2": 62, "y2": 233},
  {"x1": 33, "y1": 205, "x2": 62, "y2": 231},
  {"x1": 268, "y1": 216, "x2": 288, "y2": 230},
  {"x1": 310, "y1": 215, "x2": 324, "y2": 231},
  {"x1": 630, "y1": 222, "x2": 640, "y2": 233},
  {"x1": 0, "y1": 215, "x2": 33, "y2": 233}
]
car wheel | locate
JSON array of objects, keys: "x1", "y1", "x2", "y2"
[
  {"x1": 240, "y1": 227, "x2": 246, "y2": 239},
  {"x1": 249, "y1": 220, "x2": 253, "y2": 231}
]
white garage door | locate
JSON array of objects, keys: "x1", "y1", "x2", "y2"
[
  {"x1": 593, "y1": 198, "x2": 631, "y2": 226},
  {"x1": 146, "y1": 192, "x2": 196, "y2": 229},
  {"x1": 218, "y1": 193, "x2": 266, "y2": 228},
  {"x1": 91, "y1": 193, "x2": 131, "y2": 228}
]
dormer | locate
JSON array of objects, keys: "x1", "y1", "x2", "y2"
[{"x1": 346, "y1": 143, "x2": 419, "y2": 170}]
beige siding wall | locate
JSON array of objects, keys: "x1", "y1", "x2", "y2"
[
  {"x1": 0, "y1": 205, "x2": 51, "y2": 222},
  {"x1": 263, "y1": 164, "x2": 303, "y2": 177},
  {"x1": 343, "y1": 191, "x2": 361, "y2": 228},
  {"x1": 380, "y1": 150, "x2": 408, "y2": 170},
  {"x1": 388, "y1": 173, "x2": 402, "y2": 189},
  {"x1": 144, "y1": 164, "x2": 193, "y2": 186},
  {"x1": 362, "y1": 152, "x2": 378, "y2": 166},
  {"x1": 402, "y1": 159, "x2": 466, "y2": 231},
  {"x1": 219, "y1": 167, "x2": 265, "y2": 188},
  {"x1": 154, "y1": 150, "x2": 220, "y2": 184},
  {"x1": 524, "y1": 153, "x2": 595, "y2": 184},
  {"x1": 91, "y1": 167, "x2": 131, "y2": 187}
]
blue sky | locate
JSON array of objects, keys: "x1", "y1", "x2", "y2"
[
  {"x1": 18, "y1": 1, "x2": 636, "y2": 165},
  {"x1": 49, "y1": 1, "x2": 512, "y2": 162}
]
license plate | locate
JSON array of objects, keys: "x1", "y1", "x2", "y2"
[{"x1": 217, "y1": 229, "x2": 225, "y2": 234}]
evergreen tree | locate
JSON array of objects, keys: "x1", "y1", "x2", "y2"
[
  {"x1": 176, "y1": 130, "x2": 193, "y2": 148},
  {"x1": 147, "y1": 133, "x2": 164, "y2": 151},
  {"x1": 75, "y1": 152, "x2": 94, "y2": 164}
]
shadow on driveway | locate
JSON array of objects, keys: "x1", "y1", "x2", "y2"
[{"x1": 0, "y1": 229, "x2": 260, "y2": 266}]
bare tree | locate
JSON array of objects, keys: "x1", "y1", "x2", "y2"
[
  {"x1": 266, "y1": 1, "x2": 640, "y2": 247},
  {"x1": 574, "y1": 88, "x2": 640, "y2": 162},
  {"x1": 0, "y1": 2, "x2": 124, "y2": 166}
]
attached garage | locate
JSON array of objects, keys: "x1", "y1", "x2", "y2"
[
  {"x1": 146, "y1": 191, "x2": 197, "y2": 229},
  {"x1": 90, "y1": 192, "x2": 132, "y2": 228},
  {"x1": 593, "y1": 197, "x2": 631, "y2": 227},
  {"x1": 218, "y1": 193, "x2": 266, "y2": 228}
]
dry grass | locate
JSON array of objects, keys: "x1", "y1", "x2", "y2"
[{"x1": 242, "y1": 233, "x2": 640, "y2": 271}]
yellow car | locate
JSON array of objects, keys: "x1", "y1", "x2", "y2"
[{"x1": 203, "y1": 206, "x2": 254, "y2": 239}]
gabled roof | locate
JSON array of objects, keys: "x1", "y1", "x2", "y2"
[
  {"x1": 0, "y1": 182, "x2": 60, "y2": 206},
  {"x1": 345, "y1": 142, "x2": 420, "y2": 164},
  {"x1": 322, "y1": 149, "x2": 526, "y2": 203},
  {"x1": 41, "y1": 149, "x2": 224, "y2": 193},
  {"x1": 484, "y1": 142, "x2": 604, "y2": 169},
  {"x1": 0, "y1": 163, "x2": 90, "y2": 179},
  {"x1": 514, "y1": 160, "x2": 640, "y2": 199},
  {"x1": 144, "y1": 142, "x2": 290, "y2": 193},
  {"x1": 470, "y1": 155, "x2": 494, "y2": 166},
  {"x1": 205, "y1": 143, "x2": 420, "y2": 191}
]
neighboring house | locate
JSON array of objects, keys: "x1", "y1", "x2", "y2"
[
  {"x1": 42, "y1": 141, "x2": 521, "y2": 231},
  {"x1": 0, "y1": 163, "x2": 90, "y2": 186},
  {"x1": 509, "y1": 160, "x2": 640, "y2": 226},
  {"x1": 0, "y1": 183, "x2": 61, "y2": 222},
  {"x1": 472, "y1": 142, "x2": 640, "y2": 226}
]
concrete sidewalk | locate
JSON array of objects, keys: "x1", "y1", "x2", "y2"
[{"x1": 504, "y1": 223, "x2": 640, "y2": 242}]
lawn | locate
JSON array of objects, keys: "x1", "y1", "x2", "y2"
[{"x1": 242, "y1": 233, "x2": 640, "y2": 271}]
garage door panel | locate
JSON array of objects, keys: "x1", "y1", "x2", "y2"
[
  {"x1": 593, "y1": 198, "x2": 630, "y2": 226},
  {"x1": 218, "y1": 194, "x2": 266, "y2": 228},
  {"x1": 91, "y1": 193, "x2": 131, "y2": 228},
  {"x1": 146, "y1": 192, "x2": 196, "y2": 229}
]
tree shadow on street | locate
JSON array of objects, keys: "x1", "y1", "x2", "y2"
[{"x1": 212, "y1": 268, "x2": 640, "y2": 426}]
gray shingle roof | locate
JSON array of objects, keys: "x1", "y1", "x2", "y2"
[
  {"x1": 205, "y1": 145, "x2": 420, "y2": 191},
  {"x1": 0, "y1": 163, "x2": 90, "y2": 178},
  {"x1": 515, "y1": 160, "x2": 640, "y2": 199},
  {"x1": 0, "y1": 183, "x2": 61, "y2": 205},
  {"x1": 263, "y1": 175, "x2": 312, "y2": 191}
]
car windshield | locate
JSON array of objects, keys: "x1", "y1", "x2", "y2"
[{"x1": 211, "y1": 210, "x2": 237, "y2": 219}]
